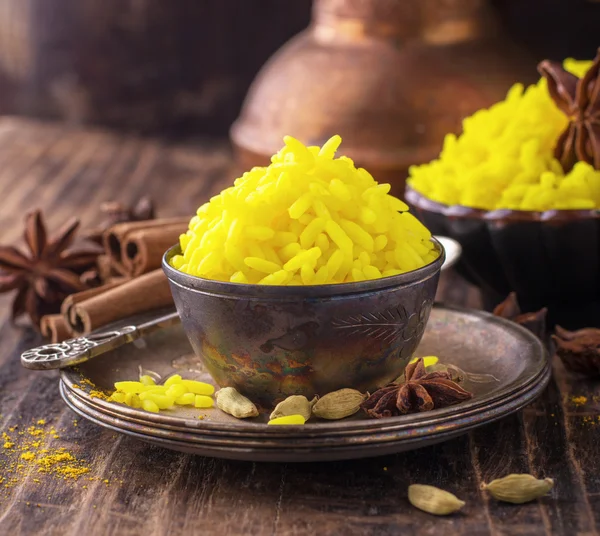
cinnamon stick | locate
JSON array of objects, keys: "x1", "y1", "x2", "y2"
[
  {"x1": 97, "y1": 253, "x2": 126, "y2": 280},
  {"x1": 69, "y1": 269, "x2": 173, "y2": 335},
  {"x1": 61, "y1": 280, "x2": 125, "y2": 325},
  {"x1": 41, "y1": 315, "x2": 73, "y2": 343},
  {"x1": 121, "y1": 224, "x2": 186, "y2": 277},
  {"x1": 103, "y1": 217, "x2": 188, "y2": 275}
]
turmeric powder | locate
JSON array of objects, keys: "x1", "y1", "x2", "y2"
[{"x1": 0, "y1": 418, "x2": 108, "y2": 495}]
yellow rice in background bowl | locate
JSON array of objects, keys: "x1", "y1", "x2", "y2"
[{"x1": 407, "y1": 59, "x2": 600, "y2": 212}]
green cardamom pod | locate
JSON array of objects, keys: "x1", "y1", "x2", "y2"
[
  {"x1": 270, "y1": 395, "x2": 312, "y2": 421},
  {"x1": 408, "y1": 484, "x2": 465, "y2": 515},
  {"x1": 215, "y1": 387, "x2": 259, "y2": 419},
  {"x1": 481, "y1": 474, "x2": 554, "y2": 504},
  {"x1": 312, "y1": 388, "x2": 366, "y2": 420}
]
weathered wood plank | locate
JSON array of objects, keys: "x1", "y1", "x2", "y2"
[{"x1": 0, "y1": 117, "x2": 596, "y2": 536}]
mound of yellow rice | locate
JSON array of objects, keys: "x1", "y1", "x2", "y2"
[
  {"x1": 170, "y1": 136, "x2": 438, "y2": 285},
  {"x1": 407, "y1": 59, "x2": 600, "y2": 211}
]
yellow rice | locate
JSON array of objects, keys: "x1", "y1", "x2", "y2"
[
  {"x1": 170, "y1": 135, "x2": 438, "y2": 284},
  {"x1": 407, "y1": 59, "x2": 600, "y2": 212}
]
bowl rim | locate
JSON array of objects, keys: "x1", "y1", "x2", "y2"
[
  {"x1": 162, "y1": 239, "x2": 445, "y2": 298},
  {"x1": 405, "y1": 186, "x2": 600, "y2": 222}
]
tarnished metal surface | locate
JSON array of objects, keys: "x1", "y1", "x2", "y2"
[
  {"x1": 59, "y1": 305, "x2": 550, "y2": 461},
  {"x1": 162, "y1": 242, "x2": 444, "y2": 405}
]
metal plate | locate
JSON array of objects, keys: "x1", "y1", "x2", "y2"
[
  {"x1": 58, "y1": 305, "x2": 551, "y2": 460},
  {"x1": 60, "y1": 365, "x2": 550, "y2": 462},
  {"x1": 61, "y1": 305, "x2": 548, "y2": 433}
]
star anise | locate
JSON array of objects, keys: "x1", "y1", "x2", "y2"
[
  {"x1": 493, "y1": 292, "x2": 547, "y2": 340},
  {"x1": 84, "y1": 196, "x2": 155, "y2": 243},
  {"x1": 553, "y1": 326, "x2": 600, "y2": 377},
  {"x1": 0, "y1": 210, "x2": 102, "y2": 329},
  {"x1": 538, "y1": 48, "x2": 600, "y2": 172},
  {"x1": 361, "y1": 358, "x2": 473, "y2": 418}
]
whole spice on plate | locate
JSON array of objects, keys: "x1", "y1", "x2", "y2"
[
  {"x1": 493, "y1": 293, "x2": 547, "y2": 340},
  {"x1": 311, "y1": 388, "x2": 366, "y2": 420},
  {"x1": 215, "y1": 387, "x2": 259, "y2": 419},
  {"x1": 481, "y1": 474, "x2": 554, "y2": 504},
  {"x1": 395, "y1": 355, "x2": 458, "y2": 384},
  {"x1": 538, "y1": 48, "x2": 600, "y2": 171},
  {"x1": 270, "y1": 395, "x2": 313, "y2": 421},
  {"x1": 361, "y1": 358, "x2": 473, "y2": 418},
  {"x1": 0, "y1": 210, "x2": 102, "y2": 328},
  {"x1": 408, "y1": 484, "x2": 465, "y2": 515},
  {"x1": 553, "y1": 326, "x2": 600, "y2": 377}
]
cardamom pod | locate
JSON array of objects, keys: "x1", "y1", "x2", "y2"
[
  {"x1": 481, "y1": 474, "x2": 554, "y2": 504},
  {"x1": 408, "y1": 484, "x2": 465, "y2": 515},
  {"x1": 215, "y1": 387, "x2": 259, "y2": 419},
  {"x1": 312, "y1": 388, "x2": 366, "y2": 420},
  {"x1": 270, "y1": 395, "x2": 312, "y2": 421}
]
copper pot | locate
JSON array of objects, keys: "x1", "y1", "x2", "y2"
[{"x1": 230, "y1": 0, "x2": 536, "y2": 198}]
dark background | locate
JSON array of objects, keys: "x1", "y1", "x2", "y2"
[{"x1": 0, "y1": 0, "x2": 597, "y2": 138}]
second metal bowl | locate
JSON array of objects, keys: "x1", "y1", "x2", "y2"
[{"x1": 406, "y1": 187, "x2": 600, "y2": 329}]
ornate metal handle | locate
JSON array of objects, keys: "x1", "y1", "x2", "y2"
[
  {"x1": 21, "y1": 327, "x2": 139, "y2": 370},
  {"x1": 21, "y1": 309, "x2": 180, "y2": 370}
]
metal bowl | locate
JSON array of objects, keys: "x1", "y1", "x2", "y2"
[
  {"x1": 406, "y1": 187, "x2": 600, "y2": 329},
  {"x1": 162, "y1": 241, "x2": 444, "y2": 406}
]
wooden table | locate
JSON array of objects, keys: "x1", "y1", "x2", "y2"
[{"x1": 0, "y1": 118, "x2": 598, "y2": 536}]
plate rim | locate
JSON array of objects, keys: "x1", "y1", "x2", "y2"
[
  {"x1": 62, "y1": 362, "x2": 550, "y2": 447},
  {"x1": 64, "y1": 363, "x2": 549, "y2": 440},
  {"x1": 60, "y1": 304, "x2": 548, "y2": 437},
  {"x1": 60, "y1": 363, "x2": 551, "y2": 462}
]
